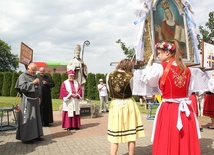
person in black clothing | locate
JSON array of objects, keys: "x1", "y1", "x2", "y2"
[{"x1": 38, "y1": 67, "x2": 55, "y2": 126}]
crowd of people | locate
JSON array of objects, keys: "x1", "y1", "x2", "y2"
[{"x1": 14, "y1": 40, "x2": 214, "y2": 155}]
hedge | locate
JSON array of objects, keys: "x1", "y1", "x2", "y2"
[
  {"x1": 0, "y1": 72, "x2": 109, "y2": 100},
  {"x1": 2, "y1": 72, "x2": 12, "y2": 96},
  {"x1": 0, "y1": 72, "x2": 3, "y2": 96},
  {"x1": 51, "y1": 73, "x2": 61, "y2": 99},
  {"x1": 10, "y1": 72, "x2": 20, "y2": 96},
  {"x1": 86, "y1": 73, "x2": 96, "y2": 100}
]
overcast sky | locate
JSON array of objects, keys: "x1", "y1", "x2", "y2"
[{"x1": 0, "y1": 0, "x2": 213, "y2": 74}]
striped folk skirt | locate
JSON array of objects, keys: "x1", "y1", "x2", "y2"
[{"x1": 107, "y1": 97, "x2": 145, "y2": 143}]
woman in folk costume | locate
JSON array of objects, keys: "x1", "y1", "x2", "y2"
[
  {"x1": 203, "y1": 77, "x2": 214, "y2": 129},
  {"x1": 141, "y1": 40, "x2": 202, "y2": 155},
  {"x1": 59, "y1": 70, "x2": 82, "y2": 130},
  {"x1": 107, "y1": 59, "x2": 145, "y2": 155},
  {"x1": 189, "y1": 92, "x2": 204, "y2": 132}
]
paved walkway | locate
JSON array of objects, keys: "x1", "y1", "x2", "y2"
[{"x1": 0, "y1": 111, "x2": 214, "y2": 155}]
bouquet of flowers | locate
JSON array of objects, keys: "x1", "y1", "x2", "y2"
[
  {"x1": 14, "y1": 104, "x2": 20, "y2": 121},
  {"x1": 13, "y1": 93, "x2": 21, "y2": 121}
]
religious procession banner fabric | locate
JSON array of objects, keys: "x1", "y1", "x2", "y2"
[{"x1": 132, "y1": 0, "x2": 200, "y2": 64}]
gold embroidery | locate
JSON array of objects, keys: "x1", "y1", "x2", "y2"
[
  {"x1": 171, "y1": 68, "x2": 187, "y2": 88},
  {"x1": 110, "y1": 72, "x2": 130, "y2": 92}
]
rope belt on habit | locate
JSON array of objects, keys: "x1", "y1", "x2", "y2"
[{"x1": 22, "y1": 94, "x2": 38, "y2": 124}]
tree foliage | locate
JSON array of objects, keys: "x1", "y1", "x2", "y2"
[
  {"x1": 116, "y1": 39, "x2": 135, "y2": 59},
  {"x1": 86, "y1": 73, "x2": 96, "y2": 100},
  {"x1": 10, "y1": 72, "x2": 20, "y2": 97},
  {"x1": 51, "y1": 73, "x2": 61, "y2": 99},
  {"x1": 116, "y1": 39, "x2": 145, "y2": 68},
  {"x1": 61, "y1": 73, "x2": 68, "y2": 83},
  {"x1": 199, "y1": 11, "x2": 214, "y2": 44},
  {"x1": 2, "y1": 72, "x2": 12, "y2": 96},
  {"x1": 0, "y1": 39, "x2": 19, "y2": 72},
  {"x1": 0, "y1": 72, "x2": 104, "y2": 100},
  {"x1": 0, "y1": 72, "x2": 3, "y2": 96}
]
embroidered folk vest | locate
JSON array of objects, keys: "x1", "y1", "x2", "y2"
[{"x1": 108, "y1": 70, "x2": 132, "y2": 99}]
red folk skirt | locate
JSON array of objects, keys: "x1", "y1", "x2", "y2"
[
  {"x1": 189, "y1": 93, "x2": 199, "y2": 116},
  {"x1": 152, "y1": 102, "x2": 201, "y2": 155},
  {"x1": 203, "y1": 93, "x2": 214, "y2": 117}
]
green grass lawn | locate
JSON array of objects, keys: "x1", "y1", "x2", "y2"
[
  {"x1": 0, "y1": 96, "x2": 69, "y2": 111},
  {"x1": 0, "y1": 96, "x2": 210, "y2": 121},
  {"x1": 0, "y1": 96, "x2": 154, "y2": 114}
]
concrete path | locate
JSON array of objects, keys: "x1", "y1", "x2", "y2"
[{"x1": 0, "y1": 111, "x2": 214, "y2": 155}]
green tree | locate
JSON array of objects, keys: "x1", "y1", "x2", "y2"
[
  {"x1": 51, "y1": 73, "x2": 61, "y2": 99},
  {"x1": 116, "y1": 39, "x2": 135, "y2": 59},
  {"x1": 116, "y1": 39, "x2": 145, "y2": 68},
  {"x1": 86, "y1": 73, "x2": 96, "y2": 100},
  {"x1": 0, "y1": 39, "x2": 19, "y2": 72},
  {"x1": 10, "y1": 72, "x2": 20, "y2": 96},
  {"x1": 0, "y1": 72, "x2": 3, "y2": 96},
  {"x1": 199, "y1": 11, "x2": 214, "y2": 44},
  {"x1": 2, "y1": 72, "x2": 12, "y2": 96},
  {"x1": 61, "y1": 73, "x2": 67, "y2": 83},
  {"x1": 85, "y1": 80, "x2": 88, "y2": 98}
]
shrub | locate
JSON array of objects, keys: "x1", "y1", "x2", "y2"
[
  {"x1": 10, "y1": 72, "x2": 20, "y2": 96},
  {"x1": 51, "y1": 73, "x2": 61, "y2": 99},
  {"x1": 2, "y1": 72, "x2": 12, "y2": 96},
  {"x1": 86, "y1": 73, "x2": 96, "y2": 100},
  {"x1": 0, "y1": 72, "x2": 3, "y2": 95}
]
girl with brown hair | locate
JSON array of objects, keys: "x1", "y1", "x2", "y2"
[
  {"x1": 107, "y1": 59, "x2": 145, "y2": 155},
  {"x1": 141, "y1": 40, "x2": 201, "y2": 155}
]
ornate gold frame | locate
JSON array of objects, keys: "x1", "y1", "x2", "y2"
[{"x1": 142, "y1": 0, "x2": 195, "y2": 64}]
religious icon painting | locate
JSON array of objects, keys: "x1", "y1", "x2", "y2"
[{"x1": 133, "y1": 0, "x2": 200, "y2": 66}]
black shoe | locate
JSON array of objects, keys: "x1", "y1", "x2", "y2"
[
  {"x1": 200, "y1": 128, "x2": 203, "y2": 132},
  {"x1": 43, "y1": 123, "x2": 50, "y2": 127},
  {"x1": 67, "y1": 128, "x2": 74, "y2": 131},
  {"x1": 208, "y1": 126, "x2": 214, "y2": 130},
  {"x1": 22, "y1": 140, "x2": 34, "y2": 144},
  {"x1": 34, "y1": 137, "x2": 45, "y2": 141},
  {"x1": 106, "y1": 110, "x2": 109, "y2": 113},
  {"x1": 75, "y1": 127, "x2": 80, "y2": 130}
]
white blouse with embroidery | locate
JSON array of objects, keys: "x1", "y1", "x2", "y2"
[{"x1": 132, "y1": 62, "x2": 210, "y2": 96}]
